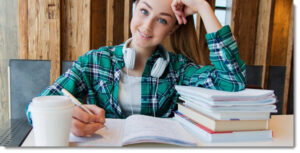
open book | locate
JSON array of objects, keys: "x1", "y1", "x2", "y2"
[{"x1": 69, "y1": 115, "x2": 197, "y2": 146}]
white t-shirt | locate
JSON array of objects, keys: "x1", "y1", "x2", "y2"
[{"x1": 118, "y1": 70, "x2": 142, "y2": 116}]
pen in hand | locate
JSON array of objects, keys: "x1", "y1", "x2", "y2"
[{"x1": 61, "y1": 88, "x2": 108, "y2": 129}]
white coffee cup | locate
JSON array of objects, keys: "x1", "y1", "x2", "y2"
[{"x1": 29, "y1": 96, "x2": 74, "y2": 146}]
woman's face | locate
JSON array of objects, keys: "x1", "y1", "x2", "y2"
[{"x1": 130, "y1": 0, "x2": 178, "y2": 50}]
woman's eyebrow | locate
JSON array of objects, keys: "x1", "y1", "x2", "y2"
[
  {"x1": 160, "y1": 13, "x2": 172, "y2": 18},
  {"x1": 142, "y1": 2, "x2": 152, "y2": 10},
  {"x1": 141, "y1": 2, "x2": 173, "y2": 18}
]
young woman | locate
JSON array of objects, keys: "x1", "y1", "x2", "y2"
[{"x1": 26, "y1": 0, "x2": 246, "y2": 137}]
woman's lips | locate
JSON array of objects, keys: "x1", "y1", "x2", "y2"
[{"x1": 138, "y1": 30, "x2": 152, "y2": 40}]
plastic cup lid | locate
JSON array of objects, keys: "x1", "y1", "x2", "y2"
[{"x1": 31, "y1": 96, "x2": 74, "y2": 110}]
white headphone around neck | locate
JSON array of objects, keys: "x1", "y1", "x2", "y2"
[{"x1": 122, "y1": 38, "x2": 170, "y2": 78}]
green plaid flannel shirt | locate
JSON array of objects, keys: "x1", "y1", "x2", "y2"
[{"x1": 26, "y1": 25, "x2": 246, "y2": 121}]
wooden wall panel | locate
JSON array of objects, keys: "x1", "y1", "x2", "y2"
[
  {"x1": 28, "y1": 0, "x2": 50, "y2": 60},
  {"x1": 106, "y1": 0, "x2": 125, "y2": 46},
  {"x1": 124, "y1": 0, "x2": 133, "y2": 41},
  {"x1": 254, "y1": 0, "x2": 275, "y2": 88},
  {"x1": 95, "y1": 0, "x2": 135, "y2": 50},
  {"x1": 231, "y1": 0, "x2": 259, "y2": 65},
  {"x1": 18, "y1": 0, "x2": 28, "y2": 59},
  {"x1": 61, "y1": 0, "x2": 91, "y2": 61},
  {"x1": 270, "y1": 0, "x2": 293, "y2": 66},
  {"x1": 283, "y1": 6, "x2": 294, "y2": 114},
  {"x1": 48, "y1": 0, "x2": 61, "y2": 84},
  {"x1": 27, "y1": 0, "x2": 61, "y2": 84},
  {"x1": 113, "y1": 0, "x2": 125, "y2": 45},
  {"x1": 254, "y1": 0, "x2": 275, "y2": 66},
  {"x1": 91, "y1": 0, "x2": 107, "y2": 50},
  {"x1": 106, "y1": 0, "x2": 114, "y2": 46}
]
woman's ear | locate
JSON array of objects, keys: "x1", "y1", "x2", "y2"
[{"x1": 169, "y1": 24, "x2": 180, "y2": 35}]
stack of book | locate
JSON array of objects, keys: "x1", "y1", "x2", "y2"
[{"x1": 173, "y1": 85, "x2": 277, "y2": 143}]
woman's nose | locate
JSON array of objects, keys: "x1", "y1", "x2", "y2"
[{"x1": 141, "y1": 17, "x2": 154, "y2": 33}]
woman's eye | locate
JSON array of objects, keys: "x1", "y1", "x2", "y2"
[
  {"x1": 158, "y1": 18, "x2": 167, "y2": 25},
  {"x1": 140, "y1": 9, "x2": 148, "y2": 15}
]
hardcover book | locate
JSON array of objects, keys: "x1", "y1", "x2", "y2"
[{"x1": 174, "y1": 111, "x2": 273, "y2": 143}]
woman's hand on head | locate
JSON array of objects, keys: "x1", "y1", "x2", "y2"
[
  {"x1": 171, "y1": 0, "x2": 207, "y2": 24},
  {"x1": 71, "y1": 105, "x2": 106, "y2": 137}
]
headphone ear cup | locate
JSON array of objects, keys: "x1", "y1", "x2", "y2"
[
  {"x1": 124, "y1": 48, "x2": 136, "y2": 69},
  {"x1": 151, "y1": 58, "x2": 168, "y2": 78}
]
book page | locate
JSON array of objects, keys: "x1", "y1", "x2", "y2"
[
  {"x1": 122, "y1": 115, "x2": 197, "y2": 146},
  {"x1": 69, "y1": 119, "x2": 125, "y2": 146}
]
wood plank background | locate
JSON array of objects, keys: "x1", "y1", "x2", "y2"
[
  {"x1": 270, "y1": 0, "x2": 293, "y2": 66},
  {"x1": 61, "y1": 0, "x2": 91, "y2": 61},
  {"x1": 255, "y1": 0, "x2": 275, "y2": 89},
  {"x1": 231, "y1": 0, "x2": 260, "y2": 65},
  {"x1": 282, "y1": 5, "x2": 294, "y2": 114},
  {"x1": 0, "y1": 0, "x2": 294, "y2": 124},
  {"x1": 91, "y1": 0, "x2": 107, "y2": 49},
  {"x1": 27, "y1": 0, "x2": 61, "y2": 84}
]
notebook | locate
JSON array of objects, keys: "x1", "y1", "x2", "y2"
[{"x1": 69, "y1": 115, "x2": 197, "y2": 146}]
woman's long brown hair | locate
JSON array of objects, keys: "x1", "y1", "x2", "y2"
[{"x1": 170, "y1": 16, "x2": 202, "y2": 64}]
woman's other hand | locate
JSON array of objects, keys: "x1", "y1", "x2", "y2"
[
  {"x1": 171, "y1": 0, "x2": 222, "y2": 33},
  {"x1": 171, "y1": 0, "x2": 207, "y2": 24}
]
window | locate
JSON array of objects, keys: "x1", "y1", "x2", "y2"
[
  {"x1": 194, "y1": 0, "x2": 232, "y2": 28},
  {"x1": 215, "y1": 0, "x2": 232, "y2": 26}
]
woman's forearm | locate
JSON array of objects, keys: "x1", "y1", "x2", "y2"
[{"x1": 196, "y1": 1, "x2": 222, "y2": 33}]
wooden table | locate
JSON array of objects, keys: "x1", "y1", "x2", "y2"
[{"x1": 21, "y1": 115, "x2": 294, "y2": 147}]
